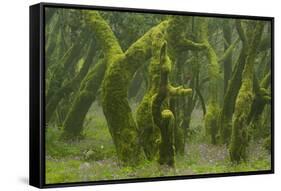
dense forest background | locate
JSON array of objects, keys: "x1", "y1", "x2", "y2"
[{"x1": 45, "y1": 8, "x2": 272, "y2": 184}]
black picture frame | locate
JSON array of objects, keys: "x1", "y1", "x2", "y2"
[{"x1": 30, "y1": 2, "x2": 274, "y2": 189}]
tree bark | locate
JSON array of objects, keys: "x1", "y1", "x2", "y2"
[
  {"x1": 46, "y1": 37, "x2": 87, "y2": 123},
  {"x1": 59, "y1": 11, "x2": 123, "y2": 138},
  {"x1": 198, "y1": 18, "x2": 221, "y2": 145},
  {"x1": 136, "y1": 17, "x2": 200, "y2": 159},
  {"x1": 219, "y1": 21, "x2": 249, "y2": 144},
  {"x1": 61, "y1": 61, "x2": 106, "y2": 138},
  {"x1": 151, "y1": 43, "x2": 191, "y2": 167},
  {"x1": 229, "y1": 22, "x2": 264, "y2": 163},
  {"x1": 47, "y1": 42, "x2": 97, "y2": 125},
  {"x1": 223, "y1": 20, "x2": 233, "y2": 94}
]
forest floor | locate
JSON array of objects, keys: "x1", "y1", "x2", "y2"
[{"x1": 46, "y1": 104, "x2": 271, "y2": 184}]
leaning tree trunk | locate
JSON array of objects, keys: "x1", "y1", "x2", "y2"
[
  {"x1": 102, "y1": 15, "x2": 198, "y2": 165},
  {"x1": 47, "y1": 41, "x2": 97, "y2": 126},
  {"x1": 219, "y1": 49, "x2": 246, "y2": 144},
  {"x1": 46, "y1": 36, "x2": 87, "y2": 123},
  {"x1": 62, "y1": 60, "x2": 106, "y2": 138},
  {"x1": 95, "y1": 12, "x2": 170, "y2": 165},
  {"x1": 229, "y1": 21, "x2": 264, "y2": 163},
  {"x1": 100, "y1": 22, "x2": 169, "y2": 166},
  {"x1": 198, "y1": 18, "x2": 221, "y2": 145},
  {"x1": 60, "y1": 11, "x2": 123, "y2": 139},
  {"x1": 223, "y1": 20, "x2": 233, "y2": 94},
  {"x1": 219, "y1": 21, "x2": 248, "y2": 145}
]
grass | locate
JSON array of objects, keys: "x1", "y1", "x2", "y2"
[{"x1": 46, "y1": 105, "x2": 271, "y2": 184}]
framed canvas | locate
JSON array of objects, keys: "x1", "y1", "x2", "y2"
[{"x1": 29, "y1": 2, "x2": 274, "y2": 188}]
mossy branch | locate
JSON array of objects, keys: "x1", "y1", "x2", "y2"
[
  {"x1": 230, "y1": 22, "x2": 265, "y2": 163},
  {"x1": 235, "y1": 20, "x2": 247, "y2": 43},
  {"x1": 61, "y1": 11, "x2": 123, "y2": 139},
  {"x1": 261, "y1": 72, "x2": 271, "y2": 89},
  {"x1": 219, "y1": 38, "x2": 240, "y2": 63},
  {"x1": 178, "y1": 38, "x2": 207, "y2": 51},
  {"x1": 84, "y1": 11, "x2": 123, "y2": 60},
  {"x1": 259, "y1": 35, "x2": 271, "y2": 52},
  {"x1": 198, "y1": 18, "x2": 220, "y2": 101},
  {"x1": 168, "y1": 85, "x2": 192, "y2": 96}
]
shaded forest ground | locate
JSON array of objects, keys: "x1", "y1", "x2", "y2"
[{"x1": 46, "y1": 102, "x2": 270, "y2": 184}]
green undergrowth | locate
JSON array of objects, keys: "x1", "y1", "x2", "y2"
[
  {"x1": 46, "y1": 150, "x2": 270, "y2": 184},
  {"x1": 46, "y1": 107, "x2": 271, "y2": 184},
  {"x1": 46, "y1": 107, "x2": 116, "y2": 160}
]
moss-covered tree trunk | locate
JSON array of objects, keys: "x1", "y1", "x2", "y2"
[
  {"x1": 198, "y1": 18, "x2": 220, "y2": 145},
  {"x1": 248, "y1": 72, "x2": 271, "y2": 124},
  {"x1": 102, "y1": 54, "x2": 146, "y2": 165},
  {"x1": 229, "y1": 22, "x2": 264, "y2": 163},
  {"x1": 60, "y1": 11, "x2": 122, "y2": 138},
  {"x1": 136, "y1": 17, "x2": 202, "y2": 159},
  {"x1": 62, "y1": 61, "x2": 106, "y2": 138},
  {"x1": 219, "y1": 21, "x2": 249, "y2": 145},
  {"x1": 223, "y1": 20, "x2": 233, "y2": 94},
  {"x1": 158, "y1": 110, "x2": 175, "y2": 167},
  {"x1": 47, "y1": 42, "x2": 97, "y2": 125},
  {"x1": 151, "y1": 43, "x2": 192, "y2": 167},
  {"x1": 62, "y1": 12, "x2": 169, "y2": 164},
  {"x1": 247, "y1": 40, "x2": 271, "y2": 129},
  {"x1": 135, "y1": 38, "x2": 163, "y2": 160},
  {"x1": 94, "y1": 12, "x2": 168, "y2": 165},
  {"x1": 101, "y1": 16, "x2": 193, "y2": 164},
  {"x1": 46, "y1": 37, "x2": 87, "y2": 123},
  {"x1": 247, "y1": 71, "x2": 271, "y2": 139},
  {"x1": 177, "y1": 18, "x2": 209, "y2": 152}
]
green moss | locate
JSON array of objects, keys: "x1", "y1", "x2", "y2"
[
  {"x1": 102, "y1": 55, "x2": 145, "y2": 165},
  {"x1": 46, "y1": 39, "x2": 86, "y2": 123},
  {"x1": 229, "y1": 87, "x2": 252, "y2": 163},
  {"x1": 136, "y1": 94, "x2": 160, "y2": 160},
  {"x1": 84, "y1": 11, "x2": 123, "y2": 58},
  {"x1": 197, "y1": 18, "x2": 221, "y2": 145},
  {"x1": 158, "y1": 109, "x2": 175, "y2": 167},
  {"x1": 229, "y1": 68, "x2": 255, "y2": 163},
  {"x1": 59, "y1": 11, "x2": 124, "y2": 139},
  {"x1": 135, "y1": 36, "x2": 191, "y2": 161},
  {"x1": 200, "y1": 19, "x2": 220, "y2": 101},
  {"x1": 168, "y1": 85, "x2": 192, "y2": 96},
  {"x1": 101, "y1": 18, "x2": 173, "y2": 165},
  {"x1": 263, "y1": 136, "x2": 271, "y2": 152},
  {"x1": 229, "y1": 22, "x2": 264, "y2": 163},
  {"x1": 161, "y1": 109, "x2": 174, "y2": 119},
  {"x1": 204, "y1": 103, "x2": 220, "y2": 144},
  {"x1": 219, "y1": 45, "x2": 248, "y2": 144},
  {"x1": 125, "y1": 21, "x2": 169, "y2": 74},
  {"x1": 152, "y1": 43, "x2": 191, "y2": 166},
  {"x1": 62, "y1": 61, "x2": 106, "y2": 139},
  {"x1": 134, "y1": 29, "x2": 167, "y2": 160},
  {"x1": 134, "y1": 18, "x2": 192, "y2": 163}
]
